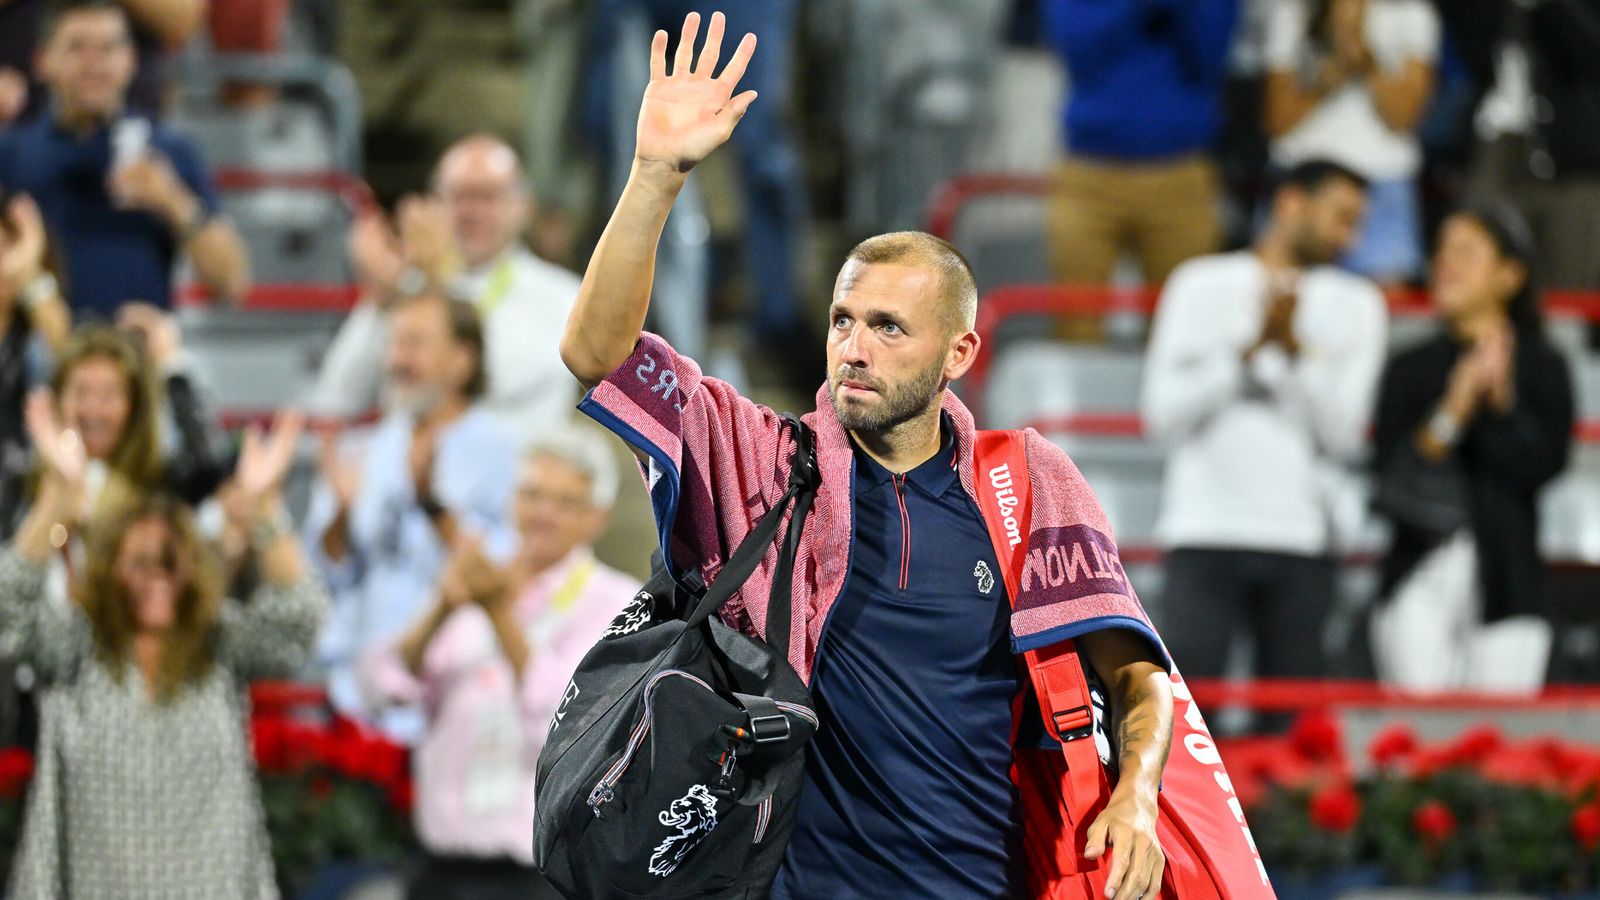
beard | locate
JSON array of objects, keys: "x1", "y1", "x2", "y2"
[
  {"x1": 829, "y1": 360, "x2": 945, "y2": 434},
  {"x1": 382, "y1": 379, "x2": 444, "y2": 417}
]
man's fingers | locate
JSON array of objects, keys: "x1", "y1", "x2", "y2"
[
  {"x1": 1102, "y1": 827, "x2": 1131, "y2": 899},
  {"x1": 696, "y1": 11, "x2": 725, "y2": 77},
  {"x1": 1084, "y1": 816, "x2": 1109, "y2": 859},
  {"x1": 648, "y1": 29, "x2": 668, "y2": 81},
  {"x1": 1118, "y1": 840, "x2": 1155, "y2": 900},
  {"x1": 716, "y1": 33, "x2": 757, "y2": 90},
  {"x1": 673, "y1": 12, "x2": 699, "y2": 77}
]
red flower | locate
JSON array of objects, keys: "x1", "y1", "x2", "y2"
[
  {"x1": 388, "y1": 779, "x2": 414, "y2": 815},
  {"x1": 1412, "y1": 800, "x2": 1458, "y2": 843},
  {"x1": 1289, "y1": 710, "x2": 1344, "y2": 762},
  {"x1": 1446, "y1": 724, "x2": 1504, "y2": 766},
  {"x1": 1367, "y1": 723, "x2": 1418, "y2": 768},
  {"x1": 0, "y1": 747, "x2": 34, "y2": 799},
  {"x1": 251, "y1": 716, "x2": 289, "y2": 774},
  {"x1": 1572, "y1": 802, "x2": 1600, "y2": 852},
  {"x1": 1308, "y1": 783, "x2": 1362, "y2": 833}
]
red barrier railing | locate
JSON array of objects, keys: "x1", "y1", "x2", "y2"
[
  {"x1": 177, "y1": 168, "x2": 375, "y2": 312},
  {"x1": 249, "y1": 677, "x2": 1600, "y2": 718},
  {"x1": 1019, "y1": 412, "x2": 1600, "y2": 445}
]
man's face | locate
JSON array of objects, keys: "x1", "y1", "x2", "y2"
[
  {"x1": 513, "y1": 454, "x2": 605, "y2": 570},
  {"x1": 826, "y1": 262, "x2": 954, "y2": 434},
  {"x1": 383, "y1": 299, "x2": 472, "y2": 415},
  {"x1": 1285, "y1": 180, "x2": 1368, "y2": 267},
  {"x1": 434, "y1": 143, "x2": 528, "y2": 269},
  {"x1": 39, "y1": 9, "x2": 135, "y2": 119}
]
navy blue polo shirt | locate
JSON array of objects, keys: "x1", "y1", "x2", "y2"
[
  {"x1": 771, "y1": 419, "x2": 1025, "y2": 899},
  {"x1": 0, "y1": 114, "x2": 220, "y2": 319}
]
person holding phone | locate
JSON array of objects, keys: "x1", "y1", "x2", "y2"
[{"x1": 0, "y1": 0, "x2": 248, "y2": 319}]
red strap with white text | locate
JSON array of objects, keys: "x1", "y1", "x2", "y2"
[{"x1": 972, "y1": 430, "x2": 1276, "y2": 900}]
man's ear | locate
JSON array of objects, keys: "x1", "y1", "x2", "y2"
[{"x1": 944, "y1": 329, "x2": 981, "y2": 382}]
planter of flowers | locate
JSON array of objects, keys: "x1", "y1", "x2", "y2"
[{"x1": 1220, "y1": 712, "x2": 1600, "y2": 897}]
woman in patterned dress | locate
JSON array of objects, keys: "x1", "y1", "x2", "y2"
[{"x1": 1, "y1": 412, "x2": 325, "y2": 899}]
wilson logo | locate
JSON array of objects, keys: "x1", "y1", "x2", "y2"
[{"x1": 987, "y1": 464, "x2": 1022, "y2": 548}]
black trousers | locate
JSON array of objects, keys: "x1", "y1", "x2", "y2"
[
  {"x1": 1157, "y1": 547, "x2": 1338, "y2": 684},
  {"x1": 406, "y1": 852, "x2": 564, "y2": 900}
]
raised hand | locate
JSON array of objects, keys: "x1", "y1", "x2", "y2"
[
  {"x1": 236, "y1": 409, "x2": 306, "y2": 505},
  {"x1": 635, "y1": 11, "x2": 759, "y2": 174},
  {"x1": 25, "y1": 388, "x2": 86, "y2": 494},
  {"x1": 317, "y1": 429, "x2": 362, "y2": 512},
  {"x1": 348, "y1": 211, "x2": 405, "y2": 304},
  {"x1": 0, "y1": 194, "x2": 47, "y2": 295},
  {"x1": 397, "y1": 194, "x2": 459, "y2": 285}
]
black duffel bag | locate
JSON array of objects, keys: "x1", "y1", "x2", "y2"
[{"x1": 534, "y1": 415, "x2": 820, "y2": 899}]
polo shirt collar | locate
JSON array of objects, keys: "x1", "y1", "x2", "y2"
[{"x1": 852, "y1": 413, "x2": 959, "y2": 498}]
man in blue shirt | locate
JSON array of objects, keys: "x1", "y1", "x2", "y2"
[
  {"x1": 770, "y1": 417, "x2": 1029, "y2": 896},
  {"x1": 0, "y1": 0, "x2": 248, "y2": 319},
  {"x1": 306, "y1": 292, "x2": 518, "y2": 743},
  {"x1": 1043, "y1": 0, "x2": 1238, "y2": 288},
  {"x1": 560, "y1": 14, "x2": 1178, "y2": 898}
]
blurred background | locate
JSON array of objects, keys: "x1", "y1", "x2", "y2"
[{"x1": 1, "y1": 0, "x2": 1599, "y2": 896}]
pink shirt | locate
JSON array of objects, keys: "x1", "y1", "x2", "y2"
[{"x1": 358, "y1": 548, "x2": 642, "y2": 862}]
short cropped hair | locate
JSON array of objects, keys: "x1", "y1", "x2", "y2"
[
  {"x1": 42, "y1": 0, "x2": 131, "y2": 45},
  {"x1": 844, "y1": 231, "x2": 979, "y2": 334},
  {"x1": 526, "y1": 427, "x2": 621, "y2": 509},
  {"x1": 1275, "y1": 159, "x2": 1369, "y2": 198}
]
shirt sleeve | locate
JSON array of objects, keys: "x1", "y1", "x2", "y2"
[
  {"x1": 161, "y1": 134, "x2": 221, "y2": 218},
  {"x1": 577, "y1": 332, "x2": 787, "y2": 583},
  {"x1": 1140, "y1": 261, "x2": 1248, "y2": 445},
  {"x1": 0, "y1": 551, "x2": 90, "y2": 683},
  {"x1": 216, "y1": 574, "x2": 328, "y2": 681}
]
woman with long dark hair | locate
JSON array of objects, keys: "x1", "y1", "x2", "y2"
[
  {"x1": 1370, "y1": 202, "x2": 1574, "y2": 690},
  {"x1": 1, "y1": 412, "x2": 322, "y2": 898}
]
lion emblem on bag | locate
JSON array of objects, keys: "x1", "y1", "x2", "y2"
[
  {"x1": 648, "y1": 784, "x2": 720, "y2": 877},
  {"x1": 602, "y1": 590, "x2": 653, "y2": 638}
]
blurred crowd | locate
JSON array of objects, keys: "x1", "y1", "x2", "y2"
[{"x1": 0, "y1": 0, "x2": 1595, "y2": 896}]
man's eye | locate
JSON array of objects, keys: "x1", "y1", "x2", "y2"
[
  {"x1": 833, "y1": 315, "x2": 851, "y2": 329},
  {"x1": 880, "y1": 322, "x2": 901, "y2": 335}
]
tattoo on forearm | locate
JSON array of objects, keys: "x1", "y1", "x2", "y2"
[{"x1": 1115, "y1": 678, "x2": 1173, "y2": 775}]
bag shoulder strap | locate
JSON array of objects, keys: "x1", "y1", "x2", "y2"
[
  {"x1": 972, "y1": 430, "x2": 1106, "y2": 862},
  {"x1": 685, "y1": 414, "x2": 819, "y2": 663}
]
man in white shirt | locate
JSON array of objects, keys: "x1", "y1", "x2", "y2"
[
  {"x1": 1142, "y1": 160, "x2": 1387, "y2": 701},
  {"x1": 313, "y1": 134, "x2": 582, "y2": 447}
]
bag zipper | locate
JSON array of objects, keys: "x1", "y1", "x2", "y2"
[{"x1": 585, "y1": 671, "x2": 818, "y2": 821}]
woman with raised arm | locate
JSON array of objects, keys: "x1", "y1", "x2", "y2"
[{"x1": 2, "y1": 411, "x2": 324, "y2": 899}]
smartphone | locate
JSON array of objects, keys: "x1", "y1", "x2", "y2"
[{"x1": 110, "y1": 116, "x2": 151, "y2": 172}]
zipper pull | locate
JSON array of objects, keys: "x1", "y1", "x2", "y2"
[{"x1": 588, "y1": 783, "x2": 615, "y2": 817}]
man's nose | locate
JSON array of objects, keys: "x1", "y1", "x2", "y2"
[{"x1": 839, "y1": 324, "x2": 870, "y2": 368}]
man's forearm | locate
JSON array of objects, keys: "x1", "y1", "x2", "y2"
[
  {"x1": 399, "y1": 604, "x2": 453, "y2": 675},
  {"x1": 188, "y1": 221, "x2": 252, "y2": 302},
  {"x1": 1113, "y1": 666, "x2": 1175, "y2": 800},
  {"x1": 559, "y1": 160, "x2": 687, "y2": 387}
]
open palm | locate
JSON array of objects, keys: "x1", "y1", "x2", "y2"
[
  {"x1": 635, "y1": 11, "x2": 759, "y2": 173},
  {"x1": 236, "y1": 409, "x2": 305, "y2": 503}
]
